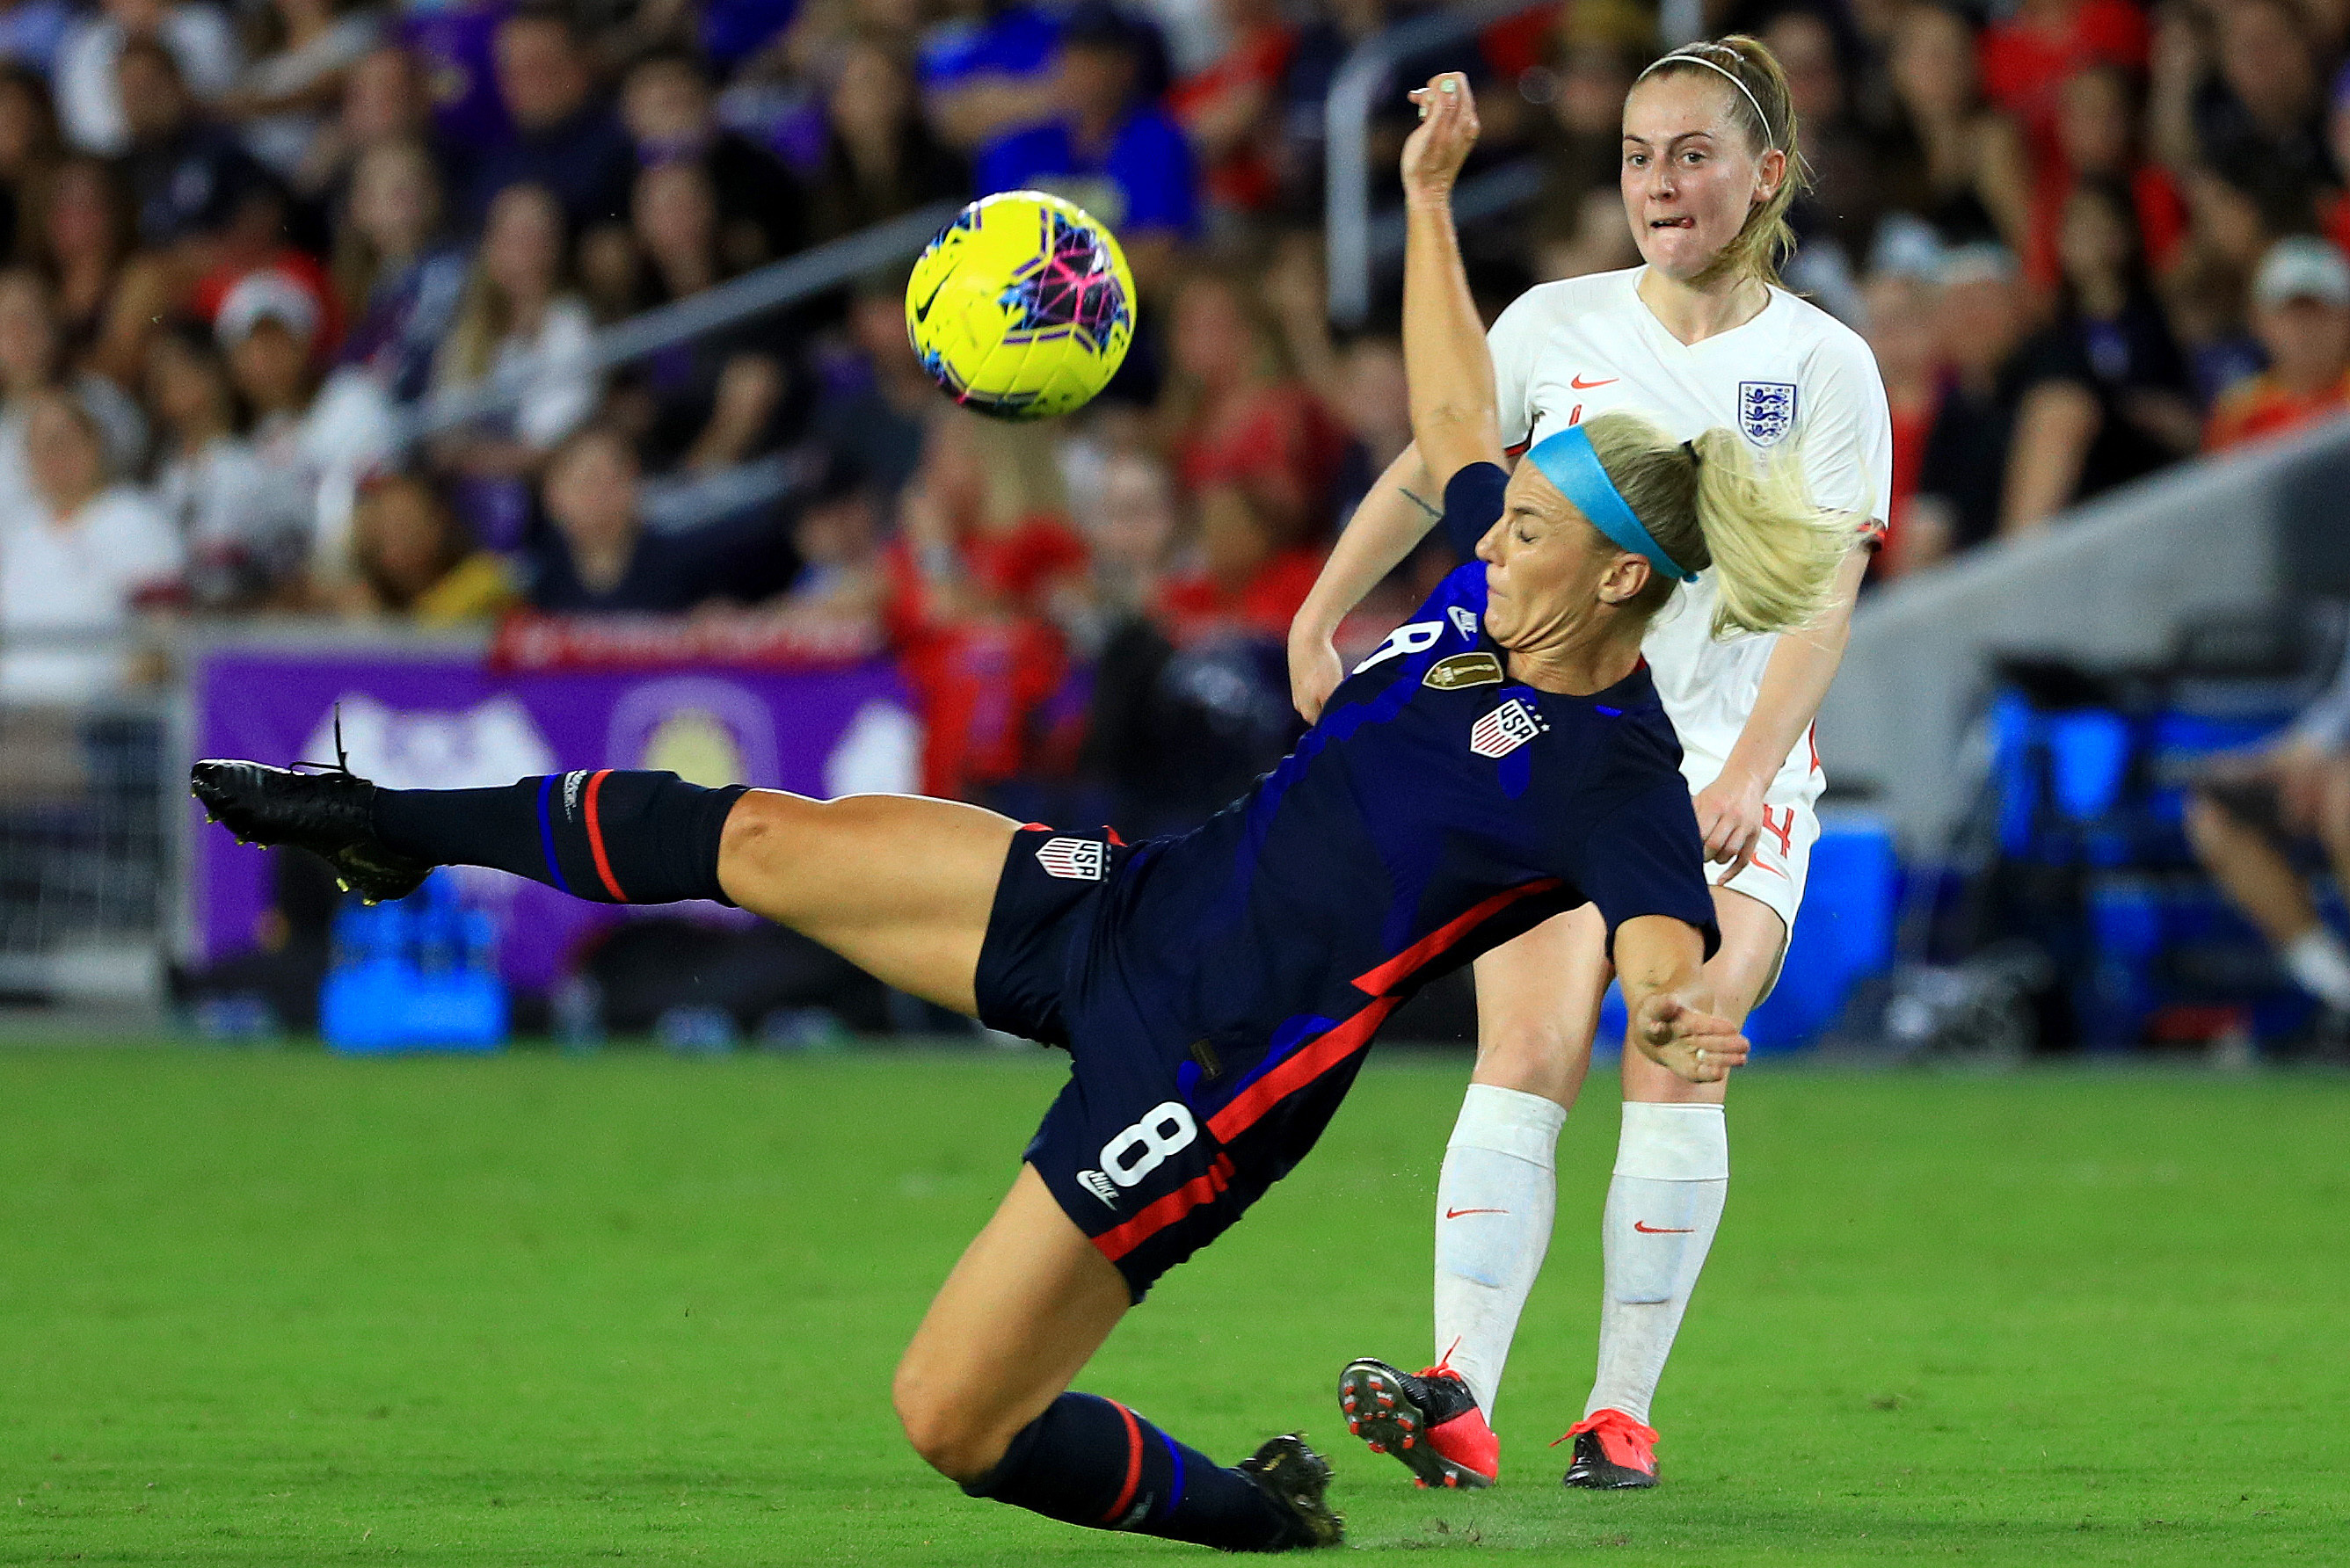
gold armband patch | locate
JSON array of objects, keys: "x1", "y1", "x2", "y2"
[{"x1": 1423, "y1": 651, "x2": 1504, "y2": 691}]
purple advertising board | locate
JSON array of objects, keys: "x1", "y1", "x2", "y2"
[{"x1": 190, "y1": 646, "x2": 918, "y2": 991}]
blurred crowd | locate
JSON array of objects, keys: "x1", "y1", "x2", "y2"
[{"x1": 4, "y1": 0, "x2": 2350, "y2": 820}]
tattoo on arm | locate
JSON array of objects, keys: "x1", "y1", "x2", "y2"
[{"x1": 1401, "y1": 488, "x2": 1443, "y2": 521}]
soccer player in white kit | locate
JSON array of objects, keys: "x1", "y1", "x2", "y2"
[{"x1": 1292, "y1": 42, "x2": 1892, "y2": 1492}]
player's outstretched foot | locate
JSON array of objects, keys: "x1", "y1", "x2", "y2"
[
  {"x1": 1558, "y1": 1409, "x2": 1658, "y2": 1490},
  {"x1": 1238, "y1": 1434, "x2": 1343, "y2": 1550},
  {"x1": 1337, "y1": 1358, "x2": 1496, "y2": 1491},
  {"x1": 190, "y1": 759, "x2": 429, "y2": 905}
]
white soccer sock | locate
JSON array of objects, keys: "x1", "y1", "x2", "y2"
[
  {"x1": 1585, "y1": 1101, "x2": 1728, "y2": 1427},
  {"x1": 2283, "y1": 926, "x2": 2350, "y2": 1009},
  {"x1": 1431, "y1": 1084, "x2": 1565, "y2": 1423}
]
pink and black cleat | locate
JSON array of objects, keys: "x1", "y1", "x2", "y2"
[
  {"x1": 1335, "y1": 1358, "x2": 1497, "y2": 1490},
  {"x1": 1557, "y1": 1408, "x2": 1659, "y2": 1489}
]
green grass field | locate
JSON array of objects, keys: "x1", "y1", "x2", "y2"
[{"x1": 2, "y1": 1046, "x2": 2344, "y2": 1565}]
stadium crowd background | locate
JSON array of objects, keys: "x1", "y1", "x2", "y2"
[{"x1": 5, "y1": 0, "x2": 2350, "y2": 837}]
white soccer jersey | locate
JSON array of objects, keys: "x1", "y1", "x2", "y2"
[{"x1": 1488, "y1": 265, "x2": 1892, "y2": 787}]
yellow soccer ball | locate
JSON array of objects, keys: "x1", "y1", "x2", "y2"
[{"x1": 906, "y1": 191, "x2": 1136, "y2": 421}]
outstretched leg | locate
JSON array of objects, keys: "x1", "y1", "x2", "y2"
[
  {"x1": 193, "y1": 759, "x2": 1020, "y2": 1018},
  {"x1": 896, "y1": 1165, "x2": 1339, "y2": 1549},
  {"x1": 371, "y1": 778, "x2": 1018, "y2": 1012}
]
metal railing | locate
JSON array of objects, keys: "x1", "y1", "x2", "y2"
[
  {"x1": 1323, "y1": 0, "x2": 1558, "y2": 328},
  {"x1": 0, "y1": 631, "x2": 180, "y2": 1004},
  {"x1": 1821, "y1": 415, "x2": 2350, "y2": 850}
]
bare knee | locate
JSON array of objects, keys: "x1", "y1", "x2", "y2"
[
  {"x1": 891, "y1": 1359, "x2": 1015, "y2": 1485},
  {"x1": 717, "y1": 790, "x2": 845, "y2": 919},
  {"x1": 718, "y1": 788, "x2": 816, "y2": 868},
  {"x1": 1472, "y1": 1022, "x2": 1587, "y2": 1107}
]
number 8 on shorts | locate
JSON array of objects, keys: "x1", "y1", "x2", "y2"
[{"x1": 1102, "y1": 1101, "x2": 1197, "y2": 1188}]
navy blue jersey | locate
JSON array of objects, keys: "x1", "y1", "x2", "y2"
[{"x1": 1065, "y1": 462, "x2": 1718, "y2": 1227}]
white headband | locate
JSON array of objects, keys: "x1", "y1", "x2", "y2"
[{"x1": 1636, "y1": 48, "x2": 1775, "y2": 149}]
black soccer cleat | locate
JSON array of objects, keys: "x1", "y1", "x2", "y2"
[
  {"x1": 1338, "y1": 1358, "x2": 1496, "y2": 1489},
  {"x1": 1558, "y1": 1409, "x2": 1659, "y2": 1490},
  {"x1": 191, "y1": 759, "x2": 430, "y2": 905},
  {"x1": 1237, "y1": 1433, "x2": 1342, "y2": 1550}
]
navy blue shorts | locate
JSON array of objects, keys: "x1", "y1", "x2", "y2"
[{"x1": 975, "y1": 825, "x2": 1273, "y2": 1302}]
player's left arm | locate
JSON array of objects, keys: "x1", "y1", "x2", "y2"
[
  {"x1": 1699, "y1": 546, "x2": 1868, "y2": 873},
  {"x1": 1697, "y1": 336, "x2": 1892, "y2": 875},
  {"x1": 1613, "y1": 915, "x2": 1748, "y2": 1084},
  {"x1": 1399, "y1": 73, "x2": 1502, "y2": 489}
]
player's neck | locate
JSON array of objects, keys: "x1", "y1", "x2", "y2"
[
  {"x1": 1635, "y1": 266, "x2": 1770, "y2": 347},
  {"x1": 1504, "y1": 616, "x2": 1646, "y2": 698}
]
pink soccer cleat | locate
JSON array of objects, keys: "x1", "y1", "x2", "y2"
[
  {"x1": 1336, "y1": 1358, "x2": 1497, "y2": 1490},
  {"x1": 1557, "y1": 1408, "x2": 1659, "y2": 1489}
]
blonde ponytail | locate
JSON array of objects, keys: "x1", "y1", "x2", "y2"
[
  {"x1": 1683, "y1": 426, "x2": 1852, "y2": 636},
  {"x1": 1579, "y1": 410, "x2": 1857, "y2": 639}
]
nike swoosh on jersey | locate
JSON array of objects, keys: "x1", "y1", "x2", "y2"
[{"x1": 1570, "y1": 374, "x2": 1618, "y2": 389}]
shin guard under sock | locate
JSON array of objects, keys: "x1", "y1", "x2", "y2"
[
  {"x1": 962, "y1": 1393, "x2": 1293, "y2": 1550},
  {"x1": 1587, "y1": 1102, "x2": 1728, "y2": 1426},
  {"x1": 372, "y1": 772, "x2": 746, "y2": 904},
  {"x1": 1432, "y1": 1083, "x2": 1565, "y2": 1421}
]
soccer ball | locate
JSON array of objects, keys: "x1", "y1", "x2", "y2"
[{"x1": 906, "y1": 192, "x2": 1136, "y2": 421}]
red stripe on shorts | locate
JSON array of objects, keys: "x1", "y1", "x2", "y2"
[
  {"x1": 1204, "y1": 996, "x2": 1401, "y2": 1146},
  {"x1": 1095, "y1": 1154, "x2": 1235, "y2": 1263},
  {"x1": 1349, "y1": 878, "x2": 1563, "y2": 997},
  {"x1": 1204, "y1": 879, "x2": 1562, "y2": 1146}
]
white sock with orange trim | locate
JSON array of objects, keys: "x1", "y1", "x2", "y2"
[
  {"x1": 1585, "y1": 1101, "x2": 1728, "y2": 1426},
  {"x1": 1431, "y1": 1084, "x2": 1565, "y2": 1422}
]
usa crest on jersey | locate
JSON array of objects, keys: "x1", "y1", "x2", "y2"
[
  {"x1": 1738, "y1": 381, "x2": 1798, "y2": 446},
  {"x1": 1036, "y1": 837, "x2": 1106, "y2": 880},
  {"x1": 1469, "y1": 699, "x2": 1546, "y2": 759}
]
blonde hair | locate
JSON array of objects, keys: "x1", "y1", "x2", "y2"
[
  {"x1": 1578, "y1": 409, "x2": 1854, "y2": 638},
  {"x1": 1633, "y1": 35, "x2": 1808, "y2": 287},
  {"x1": 440, "y1": 185, "x2": 568, "y2": 388}
]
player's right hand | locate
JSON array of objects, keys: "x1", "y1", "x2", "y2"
[
  {"x1": 1632, "y1": 993, "x2": 1750, "y2": 1085},
  {"x1": 1401, "y1": 73, "x2": 1481, "y2": 203},
  {"x1": 1289, "y1": 629, "x2": 1343, "y2": 724}
]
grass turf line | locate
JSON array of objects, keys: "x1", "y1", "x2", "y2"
[{"x1": 0, "y1": 1048, "x2": 2342, "y2": 1564}]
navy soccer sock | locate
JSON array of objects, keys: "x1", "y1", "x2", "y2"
[
  {"x1": 371, "y1": 772, "x2": 747, "y2": 905},
  {"x1": 962, "y1": 1393, "x2": 1294, "y2": 1550}
]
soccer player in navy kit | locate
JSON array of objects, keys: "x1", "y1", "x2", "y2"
[{"x1": 186, "y1": 75, "x2": 1847, "y2": 1554}]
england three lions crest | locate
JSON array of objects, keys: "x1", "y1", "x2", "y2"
[{"x1": 1738, "y1": 381, "x2": 1798, "y2": 446}]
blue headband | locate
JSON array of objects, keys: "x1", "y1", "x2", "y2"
[{"x1": 1524, "y1": 425, "x2": 1698, "y2": 584}]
